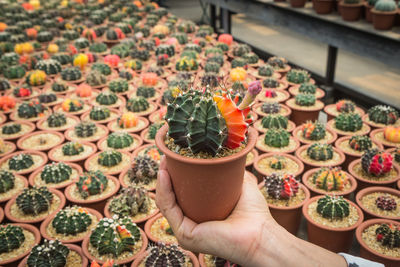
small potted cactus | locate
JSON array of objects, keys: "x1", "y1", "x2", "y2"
[
  {"x1": 252, "y1": 101, "x2": 292, "y2": 118},
  {"x1": 258, "y1": 173, "x2": 310, "y2": 235},
  {"x1": 339, "y1": 0, "x2": 364, "y2": 21},
  {"x1": 288, "y1": 82, "x2": 325, "y2": 99},
  {"x1": 324, "y1": 99, "x2": 365, "y2": 121},
  {"x1": 107, "y1": 112, "x2": 150, "y2": 133},
  {"x1": 80, "y1": 106, "x2": 120, "y2": 125},
  {"x1": 123, "y1": 97, "x2": 158, "y2": 117},
  {"x1": 295, "y1": 143, "x2": 345, "y2": 172},
  {"x1": 97, "y1": 132, "x2": 142, "y2": 152},
  {"x1": 313, "y1": 0, "x2": 335, "y2": 14},
  {"x1": 64, "y1": 171, "x2": 120, "y2": 212},
  {"x1": 254, "y1": 153, "x2": 304, "y2": 180},
  {"x1": 292, "y1": 120, "x2": 337, "y2": 145},
  {"x1": 256, "y1": 87, "x2": 290, "y2": 104},
  {"x1": 93, "y1": 91, "x2": 126, "y2": 109},
  {"x1": 284, "y1": 69, "x2": 314, "y2": 86},
  {"x1": 144, "y1": 213, "x2": 179, "y2": 245},
  {"x1": 141, "y1": 122, "x2": 165, "y2": 144},
  {"x1": 85, "y1": 149, "x2": 132, "y2": 176},
  {"x1": 82, "y1": 217, "x2": 148, "y2": 265},
  {"x1": 253, "y1": 114, "x2": 296, "y2": 134},
  {"x1": 303, "y1": 195, "x2": 364, "y2": 252},
  {"x1": 371, "y1": 0, "x2": 398, "y2": 30},
  {"x1": 0, "y1": 150, "x2": 47, "y2": 176},
  {"x1": 363, "y1": 105, "x2": 399, "y2": 129},
  {"x1": 267, "y1": 56, "x2": 291, "y2": 75},
  {"x1": 285, "y1": 93, "x2": 324, "y2": 126},
  {"x1": 65, "y1": 121, "x2": 109, "y2": 143},
  {"x1": 348, "y1": 148, "x2": 400, "y2": 191},
  {"x1": 37, "y1": 91, "x2": 63, "y2": 108},
  {"x1": 356, "y1": 187, "x2": 400, "y2": 221},
  {"x1": 17, "y1": 130, "x2": 65, "y2": 152},
  {"x1": 302, "y1": 167, "x2": 357, "y2": 198},
  {"x1": 370, "y1": 126, "x2": 400, "y2": 149},
  {"x1": 37, "y1": 112, "x2": 80, "y2": 132},
  {"x1": 10, "y1": 100, "x2": 50, "y2": 122},
  {"x1": 249, "y1": 64, "x2": 281, "y2": 80},
  {"x1": 355, "y1": 219, "x2": 400, "y2": 267},
  {"x1": 48, "y1": 141, "x2": 97, "y2": 166},
  {"x1": 256, "y1": 128, "x2": 300, "y2": 154},
  {"x1": 40, "y1": 206, "x2": 102, "y2": 244},
  {"x1": 104, "y1": 187, "x2": 159, "y2": 224},
  {"x1": 327, "y1": 112, "x2": 371, "y2": 137},
  {"x1": 55, "y1": 98, "x2": 91, "y2": 116},
  {"x1": 5, "y1": 186, "x2": 65, "y2": 224}
]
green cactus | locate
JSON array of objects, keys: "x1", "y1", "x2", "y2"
[
  {"x1": 201, "y1": 73, "x2": 220, "y2": 88},
  {"x1": 35, "y1": 59, "x2": 62, "y2": 75},
  {"x1": 263, "y1": 78, "x2": 280, "y2": 88},
  {"x1": 40, "y1": 162, "x2": 72, "y2": 184},
  {"x1": 0, "y1": 225, "x2": 25, "y2": 253},
  {"x1": 61, "y1": 67, "x2": 82, "y2": 81},
  {"x1": 207, "y1": 54, "x2": 224, "y2": 66},
  {"x1": 264, "y1": 129, "x2": 290, "y2": 148},
  {"x1": 232, "y1": 44, "x2": 251, "y2": 57},
  {"x1": 37, "y1": 31, "x2": 53, "y2": 43},
  {"x1": 136, "y1": 86, "x2": 156, "y2": 99},
  {"x1": 27, "y1": 240, "x2": 69, "y2": 267},
  {"x1": 89, "y1": 217, "x2": 141, "y2": 257},
  {"x1": 204, "y1": 62, "x2": 221, "y2": 73},
  {"x1": 301, "y1": 121, "x2": 326, "y2": 141},
  {"x1": 177, "y1": 20, "x2": 196, "y2": 33},
  {"x1": 97, "y1": 150, "x2": 122, "y2": 167},
  {"x1": 307, "y1": 143, "x2": 334, "y2": 161},
  {"x1": 131, "y1": 48, "x2": 150, "y2": 61},
  {"x1": 334, "y1": 113, "x2": 363, "y2": 132},
  {"x1": 9, "y1": 153, "x2": 34, "y2": 171},
  {"x1": 107, "y1": 132, "x2": 134, "y2": 149},
  {"x1": 17, "y1": 101, "x2": 47, "y2": 119},
  {"x1": 269, "y1": 155, "x2": 287, "y2": 170},
  {"x1": 375, "y1": 224, "x2": 400, "y2": 248},
  {"x1": 62, "y1": 30, "x2": 79, "y2": 40},
  {"x1": 295, "y1": 93, "x2": 316, "y2": 106},
  {"x1": 242, "y1": 52, "x2": 259, "y2": 64},
  {"x1": 76, "y1": 171, "x2": 108, "y2": 199},
  {"x1": 316, "y1": 195, "x2": 350, "y2": 220},
  {"x1": 231, "y1": 58, "x2": 247, "y2": 69},
  {"x1": 74, "y1": 121, "x2": 98, "y2": 138},
  {"x1": 109, "y1": 78, "x2": 129, "y2": 93},
  {"x1": 286, "y1": 69, "x2": 310, "y2": 84},
  {"x1": 52, "y1": 206, "x2": 92, "y2": 235},
  {"x1": 86, "y1": 71, "x2": 107, "y2": 87},
  {"x1": 171, "y1": 32, "x2": 188, "y2": 44},
  {"x1": 16, "y1": 186, "x2": 53, "y2": 215},
  {"x1": 89, "y1": 42, "x2": 108, "y2": 53},
  {"x1": 38, "y1": 93, "x2": 57, "y2": 104},
  {"x1": 258, "y1": 65, "x2": 275, "y2": 77},
  {"x1": 349, "y1": 135, "x2": 373, "y2": 151},
  {"x1": 155, "y1": 44, "x2": 175, "y2": 57},
  {"x1": 299, "y1": 83, "x2": 317, "y2": 94},
  {"x1": 96, "y1": 91, "x2": 118, "y2": 106},
  {"x1": 109, "y1": 187, "x2": 150, "y2": 217},
  {"x1": 335, "y1": 100, "x2": 356, "y2": 113},
  {"x1": 126, "y1": 97, "x2": 150, "y2": 112},
  {"x1": 148, "y1": 122, "x2": 165, "y2": 140},
  {"x1": 89, "y1": 106, "x2": 111, "y2": 121},
  {"x1": 261, "y1": 114, "x2": 288, "y2": 130},
  {"x1": 62, "y1": 141, "x2": 84, "y2": 156},
  {"x1": 124, "y1": 59, "x2": 142, "y2": 71},
  {"x1": 119, "y1": 70, "x2": 134, "y2": 81},
  {"x1": 1, "y1": 52, "x2": 19, "y2": 66},
  {"x1": 51, "y1": 81, "x2": 69, "y2": 92},
  {"x1": 3, "y1": 65, "x2": 26, "y2": 79},
  {"x1": 47, "y1": 112, "x2": 67, "y2": 128},
  {"x1": 51, "y1": 53, "x2": 72, "y2": 65},
  {"x1": 374, "y1": 0, "x2": 397, "y2": 11},
  {"x1": 368, "y1": 105, "x2": 399, "y2": 125},
  {"x1": 128, "y1": 155, "x2": 159, "y2": 185},
  {"x1": 92, "y1": 62, "x2": 112, "y2": 76},
  {"x1": 0, "y1": 79, "x2": 11, "y2": 91},
  {"x1": 0, "y1": 170, "x2": 15, "y2": 193},
  {"x1": 110, "y1": 44, "x2": 130, "y2": 58},
  {"x1": 74, "y1": 37, "x2": 90, "y2": 49},
  {"x1": 1, "y1": 123, "x2": 22, "y2": 135}
]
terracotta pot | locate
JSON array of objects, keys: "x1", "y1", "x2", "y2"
[
  {"x1": 313, "y1": 0, "x2": 335, "y2": 14},
  {"x1": 361, "y1": 114, "x2": 397, "y2": 130},
  {"x1": 16, "y1": 130, "x2": 65, "y2": 152},
  {"x1": 292, "y1": 125, "x2": 337, "y2": 145},
  {"x1": 372, "y1": 9, "x2": 397, "y2": 30},
  {"x1": 10, "y1": 109, "x2": 51, "y2": 123},
  {"x1": 256, "y1": 134, "x2": 300, "y2": 155},
  {"x1": 82, "y1": 228, "x2": 148, "y2": 265},
  {"x1": 0, "y1": 150, "x2": 48, "y2": 176},
  {"x1": 36, "y1": 114, "x2": 80, "y2": 132},
  {"x1": 282, "y1": 77, "x2": 316, "y2": 88},
  {"x1": 104, "y1": 192, "x2": 159, "y2": 225},
  {"x1": 295, "y1": 144, "x2": 345, "y2": 172},
  {"x1": 252, "y1": 102, "x2": 292, "y2": 119},
  {"x1": 0, "y1": 223, "x2": 41, "y2": 267},
  {"x1": 290, "y1": 0, "x2": 308, "y2": 8},
  {"x1": 5, "y1": 188, "x2": 66, "y2": 224},
  {"x1": 149, "y1": 108, "x2": 166, "y2": 124},
  {"x1": 356, "y1": 219, "x2": 400, "y2": 267},
  {"x1": 0, "y1": 207, "x2": 3, "y2": 223},
  {"x1": 0, "y1": 113, "x2": 6, "y2": 124},
  {"x1": 84, "y1": 151, "x2": 133, "y2": 176},
  {"x1": 0, "y1": 121, "x2": 35, "y2": 141},
  {"x1": 339, "y1": 2, "x2": 363, "y2": 21},
  {"x1": 132, "y1": 248, "x2": 199, "y2": 267},
  {"x1": 324, "y1": 103, "x2": 365, "y2": 121},
  {"x1": 48, "y1": 141, "x2": 98, "y2": 168},
  {"x1": 356, "y1": 186, "x2": 400, "y2": 221},
  {"x1": 303, "y1": 196, "x2": 364, "y2": 253},
  {"x1": 120, "y1": 101, "x2": 159, "y2": 117},
  {"x1": 348, "y1": 159, "x2": 400, "y2": 192},
  {"x1": 64, "y1": 123, "x2": 109, "y2": 143},
  {"x1": 64, "y1": 175, "x2": 120, "y2": 213},
  {"x1": 327, "y1": 119, "x2": 371, "y2": 137},
  {"x1": 365, "y1": 2, "x2": 373, "y2": 22},
  {"x1": 28, "y1": 162, "x2": 83, "y2": 190},
  {"x1": 370, "y1": 128, "x2": 399, "y2": 149},
  {"x1": 302, "y1": 168, "x2": 357, "y2": 198},
  {"x1": 245, "y1": 148, "x2": 258, "y2": 173},
  {"x1": 91, "y1": 94, "x2": 126, "y2": 109},
  {"x1": 40, "y1": 207, "x2": 103, "y2": 244},
  {"x1": 97, "y1": 133, "x2": 143, "y2": 152},
  {"x1": 155, "y1": 125, "x2": 258, "y2": 223},
  {"x1": 335, "y1": 135, "x2": 383, "y2": 170},
  {"x1": 18, "y1": 243, "x2": 88, "y2": 267},
  {"x1": 0, "y1": 140, "x2": 16, "y2": 156},
  {"x1": 107, "y1": 116, "x2": 150, "y2": 134},
  {"x1": 144, "y1": 213, "x2": 177, "y2": 245},
  {"x1": 259, "y1": 181, "x2": 310, "y2": 235},
  {"x1": 285, "y1": 98, "x2": 324, "y2": 126}
]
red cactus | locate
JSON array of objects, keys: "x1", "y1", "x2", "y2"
[
  {"x1": 362, "y1": 149, "x2": 393, "y2": 176},
  {"x1": 0, "y1": 96, "x2": 16, "y2": 111}
]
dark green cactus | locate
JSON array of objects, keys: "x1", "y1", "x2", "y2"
[
  {"x1": 231, "y1": 58, "x2": 247, "y2": 69},
  {"x1": 9, "y1": 153, "x2": 34, "y2": 171},
  {"x1": 89, "y1": 217, "x2": 141, "y2": 257},
  {"x1": 334, "y1": 113, "x2": 363, "y2": 132},
  {"x1": 301, "y1": 121, "x2": 326, "y2": 141},
  {"x1": 0, "y1": 224, "x2": 25, "y2": 253},
  {"x1": 62, "y1": 141, "x2": 84, "y2": 156},
  {"x1": 148, "y1": 122, "x2": 165, "y2": 140},
  {"x1": 38, "y1": 93, "x2": 57, "y2": 104},
  {"x1": 89, "y1": 42, "x2": 108, "y2": 53},
  {"x1": 62, "y1": 30, "x2": 79, "y2": 40},
  {"x1": 17, "y1": 101, "x2": 47, "y2": 119},
  {"x1": 74, "y1": 121, "x2": 98, "y2": 138},
  {"x1": 110, "y1": 44, "x2": 130, "y2": 58},
  {"x1": 295, "y1": 93, "x2": 316, "y2": 107},
  {"x1": 207, "y1": 54, "x2": 224, "y2": 66},
  {"x1": 96, "y1": 91, "x2": 118, "y2": 106},
  {"x1": 51, "y1": 53, "x2": 72, "y2": 66},
  {"x1": 74, "y1": 37, "x2": 90, "y2": 49},
  {"x1": 155, "y1": 44, "x2": 175, "y2": 57},
  {"x1": 286, "y1": 69, "x2": 310, "y2": 84},
  {"x1": 375, "y1": 224, "x2": 400, "y2": 248},
  {"x1": 349, "y1": 135, "x2": 373, "y2": 151},
  {"x1": 47, "y1": 112, "x2": 67, "y2": 128},
  {"x1": 52, "y1": 206, "x2": 92, "y2": 235},
  {"x1": 232, "y1": 44, "x2": 251, "y2": 57},
  {"x1": 109, "y1": 78, "x2": 129, "y2": 93},
  {"x1": 119, "y1": 70, "x2": 134, "y2": 81},
  {"x1": 109, "y1": 187, "x2": 150, "y2": 217},
  {"x1": 76, "y1": 171, "x2": 108, "y2": 199},
  {"x1": 242, "y1": 52, "x2": 259, "y2": 64},
  {"x1": 61, "y1": 67, "x2": 82, "y2": 81},
  {"x1": 37, "y1": 31, "x2": 53, "y2": 42},
  {"x1": 264, "y1": 129, "x2": 290, "y2": 148},
  {"x1": 16, "y1": 186, "x2": 53, "y2": 215},
  {"x1": 97, "y1": 150, "x2": 122, "y2": 167},
  {"x1": 299, "y1": 83, "x2": 317, "y2": 94},
  {"x1": 92, "y1": 62, "x2": 112, "y2": 76},
  {"x1": 131, "y1": 48, "x2": 150, "y2": 61},
  {"x1": 261, "y1": 114, "x2": 288, "y2": 130},
  {"x1": 27, "y1": 240, "x2": 69, "y2": 267},
  {"x1": 1, "y1": 52, "x2": 19, "y2": 66},
  {"x1": 261, "y1": 102, "x2": 281, "y2": 114},
  {"x1": 0, "y1": 79, "x2": 11, "y2": 91},
  {"x1": 316, "y1": 195, "x2": 350, "y2": 220},
  {"x1": 201, "y1": 73, "x2": 220, "y2": 88},
  {"x1": 126, "y1": 97, "x2": 150, "y2": 112},
  {"x1": 51, "y1": 81, "x2": 69, "y2": 92},
  {"x1": 144, "y1": 244, "x2": 186, "y2": 267},
  {"x1": 89, "y1": 106, "x2": 111, "y2": 121},
  {"x1": 3, "y1": 65, "x2": 26, "y2": 79},
  {"x1": 40, "y1": 162, "x2": 72, "y2": 184},
  {"x1": 0, "y1": 170, "x2": 15, "y2": 193},
  {"x1": 128, "y1": 155, "x2": 159, "y2": 185},
  {"x1": 137, "y1": 86, "x2": 156, "y2": 99},
  {"x1": 107, "y1": 132, "x2": 134, "y2": 149},
  {"x1": 368, "y1": 105, "x2": 399, "y2": 125},
  {"x1": 172, "y1": 32, "x2": 188, "y2": 44},
  {"x1": 258, "y1": 65, "x2": 275, "y2": 77},
  {"x1": 307, "y1": 143, "x2": 334, "y2": 161},
  {"x1": 263, "y1": 77, "x2": 280, "y2": 89},
  {"x1": 86, "y1": 71, "x2": 107, "y2": 86},
  {"x1": 177, "y1": 20, "x2": 196, "y2": 33},
  {"x1": 35, "y1": 59, "x2": 62, "y2": 75},
  {"x1": 204, "y1": 62, "x2": 221, "y2": 73},
  {"x1": 2, "y1": 123, "x2": 22, "y2": 135}
]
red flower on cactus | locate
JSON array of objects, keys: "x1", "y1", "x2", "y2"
[
  {"x1": 104, "y1": 54, "x2": 120, "y2": 68},
  {"x1": 16, "y1": 87, "x2": 31, "y2": 97},
  {"x1": 265, "y1": 89, "x2": 277, "y2": 98}
]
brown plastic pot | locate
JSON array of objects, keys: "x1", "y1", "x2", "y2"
[
  {"x1": 252, "y1": 102, "x2": 292, "y2": 119},
  {"x1": 356, "y1": 186, "x2": 400, "y2": 221},
  {"x1": 324, "y1": 104, "x2": 365, "y2": 121},
  {"x1": 64, "y1": 175, "x2": 120, "y2": 213},
  {"x1": 0, "y1": 223, "x2": 41, "y2": 267},
  {"x1": 303, "y1": 196, "x2": 364, "y2": 253},
  {"x1": 335, "y1": 135, "x2": 383, "y2": 170},
  {"x1": 313, "y1": 0, "x2": 335, "y2": 14},
  {"x1": 370, "y1": 128, "x2": 399, "y2": 149},
  {"x1": 356, "y1": 219, "x2": 400, "y2": 267},
  {"x1": 16, "y1": 130, "x2": 65, "y2": 152},
  {"x1": 48, "y1": 141, "x2": 97, "y2": 168},
  {"x1": 285, "y1": 98, "x2": 324, "y2": 126},
  {"x1": 40, "y1": 207, "x2": 103, "y2": 244},
  {"x1": 155, "y1": 125, "x2": 258, "y2": 223},
  {"x1": 339, "y1": 2, "x2": 363, "y2": 21},
  {"x1": 295, "y1": 144, "x2": 345, "y2": 172},
  {"x1": 292, "y1": 125, "x2": 337, "y2": 145},
  {"x1": 0, "y1": 121, "x2": 35, "y2": 141},
  {"x1": 259, "y1": 181, "x2": 310, "y2": 235},
  {"x1": 0, "y1": 150, "x2": 48, "y2": 176},
  {"x1": 18, "y1": 243, "x2": 88, "y2": 267},
  {"x1": 132, "y1": 248, "x2": 199, "y2": 267},
  {"x1": 372, "y1": 9, "x2": 397, "y2": 30},
  {"x1": 97, "y1": 133, "x2": 143, "y2": 152},
  {"x1": 290, "y1": 0, "x2": 307, "y2": 8},
  {"x1": 36, "y1": 114, "x2": 80, "y2": 132},
  {"x1": 82, "y1": 228, "x2": 148, "y2": 265},
  {"x1": 348, "y1": 159, "x2": 400, "y2": 192},
  {"x1": 302, "y1": 168, "x2": 357, "y2": 199},
  {"x1": 5, "y1": 188, "x2": 66, "y2": 224},
  {"x1": 365, "y1": 2, "x2": 373, "y2": 22}
]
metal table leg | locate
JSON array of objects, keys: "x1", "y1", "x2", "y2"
[
  {"x1": 221, "y1": 8, "x2": 231, "y2": 34},
  {"x1": 210, "y1": 4, "x2": 217, "y2": 32},
  {"x1": 323, "y1": 45, "x2": 338, "y2": 102}
]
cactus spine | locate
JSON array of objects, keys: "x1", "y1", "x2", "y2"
[{"x1": 9, "y1": 153, "x2": 34, "y2": 171}]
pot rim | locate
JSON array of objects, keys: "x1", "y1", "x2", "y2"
[
  {"x1": 323, "y1": 104, "x2": 365, "y2": 119},
  {"x1": 253, "y1": 152, "x2": 304, "y2": 178},
  {"x1": 0, "y1": 150, "x2": 48, "y2": 175},
  {"x1": 295, "y1": 144, "x2": 346, "y2": 168},
  {"x1": 348, "y1": 159, "x2": 400, "y2": 185},
  {"x1": 292, "y1": 125, "x2": 337, "y2": 145},
  {"x1": 370, "y1": 128, "x2": 398, "y2": 148},
  {"x1": 155, "y1": 125, "x2": 258, "y2": 165},
  {"x1": 371, "y1": 9, "x2": 397, "y2": 15},
  {"x1": 334, "y1": 135, "x2": 383, "y2": 157},
  {"x1": 285, "y1": 98, "x2": 324, "y2": 112},
  {"x1": 36, "y1": 113, "x2": 80, "y2": 131},
  {"x1": 339, "y1": 1, "x2": 364, "y2": 7},
  {"x1": 144, "y1": 213, "x2": 178, "y2": 245},
  {"x1": 16, "y1": 130, "x2": 65, "y2": 151}
]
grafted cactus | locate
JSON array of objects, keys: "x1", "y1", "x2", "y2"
[
  {"x1": 375, "y1": 224, "x2": 400, "y2": 248},
  {"x1": 311, "y1": 167, "x2": 349, "y2": 191},
  {"x1": 301, "y1": 121, "x2": 326, "y2": 141},
  {"x1": 264, "y1": 173, "x2": 299, "y2": 200},
  {"x1": 368, "y1": 105, "x2": 399, "y2": 125},
  {"x1": 349, "y1": 136, "x2": 372, "y2": 151},
  {"x1": 76, "y1": 171, "x2": 108, "y2": 199},
  {"x1": 361, "y1": 149, "x2": 393, "y2": 177}
]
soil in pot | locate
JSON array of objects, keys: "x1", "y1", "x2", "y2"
[
  {"x1": 256, "y1": 89, "x2": 290, "y2": 103},
  {"x1": 36, "y1": 113, "x2": 80, "y2": 132},
  {"x1": 199, "y1": 254, "x2": 239, "y2": 267},
  {"x1": 16, "y1": 130, "x2": 65, "y2": 151},
  {"x1": 0, "y1": 139, "x2": 16, "y2": 156},
  {"x1": 339, "y1": 1, "x2": 363, "y2": 21},
  {"x1": 254, "y1": 152, "x2": 304, "y2": 180},
  {"x1": 144, "y1": 213, "x2": 178, "y2": 245},
  {"x1": 245, "y1": 149, "x2": 258, "y2": 173},
  {"x1": 48, "y1": 141, "x2": 97, "y2": 166},
  {"x1": 313, "y1": 0, "x2": 335, "y2": 14},
  {"x1": 84, "y1": 150, "x2": 132, "y2": 176},
  {"x1": 256, "y1": 132, "x2": 300, "y2": 154},
  {"x1": 0, "y1": 171, "x2": 28, "y2": 204}
]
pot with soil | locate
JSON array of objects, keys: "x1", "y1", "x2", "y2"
[
  {"x1": 107, "y1": 113, "x2": 150, "y2": 133},
  {"x1": 283, "y1": 69, "x2": 315, "y2": 87},
  {"x1": 256, "y1": 89, "x2": 290, "y2": 104},
  {"x1": 0, "y1": 138, "x2": 16, "y2": 156},
  {"x1": 65, "y1": 121, "x2": 109, "y2": 143},
  {"x1": 371, "y1": 0, "x2": 398, "y2": 30},
  {"x1": 303, "y1": 195, "x2": 364, "y2": 253},
  {"x1": 0, "y1": 150, "x2": 48, "y2": 177},
  {"x1": 155, "y1": 83, "x2": 260, "y2": 223},
  {"x1": 144, "y1": 213, "x2": 180, "y2": 245},
  {"x1": 295, "y1": 143, "x2": 345, "y2": 172},
  {"x1": 302, "y1": 167, "x2": 357, "y2": 198},
  {"x1": 285, "y1": 94, "x2": 324, "y2": 126},
  {"x1": 356, "y1": 187, "x2": 400, "y2": 221},
  {"x1": 252, "y1": 102, "x2": 292, "y2": 118},
  {"x1": 0, "y1": 170, "x2": 28, "y2": 204},
  {"x1": 313, "y1": 0, "x2": 336, "y2": 14},
  {"x1": 16, "y1": 130, "x2": 65, "y2": 152},
  {"x1": 199, "y1": 254, "x2": 239, "y2": 267},
  {"x1": 260, "y1": 77, "x2": 289, "y2": 91},
  {"x1": 0, "y1": 121, "x2": 35, "y2": 141},
  {"x1": 327, "y1": 113, "x2": 371, "y2": 137},
  {"x1": 370, "y1": 126, "x2": 400, "y2": 149},
  {"x1": 386, "y1": 147, "x2": 400, "y2": 168},
  {"x1": 363, "y1": 105, "x2": 400, "y2": 130},
  {"x1": 256, "y1": 128, "x2": 300, "y2": 154},
  {"x1": 48, "y1": 141, "x2": 97, "y2": 167},
  {"x1": 36, "y1": 112, "x2": 80, "y2": 132},
  {"x1": 324, "y1": 99, "x2": 365, "y2": 121},
  {"x1": 140, "y1": 121, "x2": 165, "y2": 144},
  {"x1": 288, "y1": 82, "x2": 325, "y2": 99},
  {"x1": 339, "y1": 0, "x2": 364, "y2": 21},
  {"x1": 84, "y1": 150, "x2": 133, "y2": 176},
  {"x1": 97, "y1": 132, "x2": 143, "y2": 152},
  {"x1": 292, "y1": 120, "x2": 337, "y2": 145},
  {"x1": 356, "y1": 219, "x2": 400, "y2": 267},
  {"x1": 253, "y1": 114, "x2": 296, "y2": 134}
]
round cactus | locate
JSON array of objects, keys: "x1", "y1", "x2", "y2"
[
  {"x1": 109, "y1": 78, "x2": 129, "y2": 93},
  {"x1": 61, "y1": 98, "x2": 84, "y2": 112},
  {"x1": 144, "y1": 244, "x2": 187, "y2": 266},
  {"x1": 361, "y1": 149, "x2": 393, "y2": 176},
  {"x1": 89, "y1": 106, "x2": 111, "y2": 121},
  {"x1": 40, "y1": 162, "x2": 72, "y2": 184},
  {"x1": 128, "y1": 155, "x2": 159, "y2": 185},
  {"x1": 0, "y1": 170, "x2": 15, "y2": 193},
  {"x1": 26, "y1": 70, "x2": 46, "y2": 86},
  {"x1": 157, "y1": 54, "x2": 170, "y2": 66},
  {"x1": 348, "y1": 135, "x2": 372, "y2": 151},
  {"x1": 91, "y1": 63, "x2": 112, "y2": 76},
  {"x1": 38, "y1": 93, "x2": 57, "y2": 104},
  {"x1": 119, "y1": 70, "x2": 134, "y2": 81},
  {"x1": 311, "y1": 167, "x2": 349, "y2": 191},
  {"x1": 0, "y1": 225, "x2": 25, "y2": 253},
  {"x1": 13, "y1": 87, "x2": 32, "y2": 98},
  {"x1": 27, "y1": 240, "x2": 69, "y2": 267},
  {"x1": 316, "y1": 195, "x2": 350, "y2": 220},
  {"x1": 51, "y1": 81, "x2": 69, "y2": 92},
  {"x1": 232, "y1": 44, "x2": 251, "y2": 57},
  {"x1": 242, "y1": 52, "x2": 259, "y2": 64},
  {"x1": 9, "y1": 153, "x2": 34, "y2": 171},
  {"x1": 269, "y1": 155, "x2": 287, "y2": 170},
  {"x1": 368, "y1": 105, "x2": 399, "y2": 125},
  {"x1": 261, "y1": 114, "x2": 288, "y2": 130},
  {"x1": 107, "y1": 132, "x2": 134, "y2": 149},
  {"x1": 258, "y1": 65, "x2": 275, "y2": 77},
  {"x1": 61, "y1": 67, "x2": 82, "y2": 81},
  {"x1": 86, "y1": 71, "x2": 107, "y2": 87},
  {"x1": 295, "y1": 93, "x2": 316, "y2": 107},
  {"x1": 307, "y1": 143, "x2": 334, "y2": 161},
  {"x1": 175, "y1": 57, "x2": 198, "y2": 71},
  {"x1": 35, "y1": 59, "x2": 62, "y2": 75},
  {"x1": 74, "y1": 121, "x2": 98, "y2": 138},
  {"x1": 17, "y1": 100, "x2": 47, "y2": 119},
  {"x1": 117, "y1": 112, "x2": 139, "y2": 129},
  {"x1": 136, "y1": 86, "x2": 156, "y2": 99},
  {"x1": 148, "y1": 122, "x2": 165, "y2": 140},
  {"x1": 334, "y1": 113, "x2": 363, "y2": 132},
  {"x1": 155, "y1": 44, "x2": 175, "y2": 57},
  {"x1": 264, "y1": 128, "x2": 290, "y2": 148},
  {"x1": 267, "y1": 56, "x2": 288, "y2": 69},
  {"x1": 37, "y1": 31, "x2": 53, "y2": 42},
  {"x1": 97, "y1": 150, "x2": 122, "y2": 167},
  {"x1": 286, "y1": 69, "x2": 310, "y2": 84},
  {"x1": 264, "y1": 173, "x2": 299, "y2": 200},
  {"x1": 16, "y1": 186, "x2": 53, "y2": 215},
  {"x1": 126, "y1": 97, "x2": 150, "y2": 112},
  {"x1": 374, "y1": 0, "x2": 397, "y2": 11},
  {"x1": 261, "y1": 102, "x2": 281, "y2": 114},
  {"x1": 1, "y1": 123, "x2": 21, "y2": 135},
  {"x1": 47, "y1": 112, "x2": 67, "y2": 128},
  {"x1": 301, "y1": 121, "x2": 326, "y2": 141},
  {"x1": 74, "y1": 37, "x2": 90, "y2": 49},
  {"x1": 184, "y1": 43, "x2": 202, "y2": 54},
  {"x1": 201, "y1": 73, "x2": 220, "y2": 88},
  {"x1": 109, "y1": 187, "x2": 150, "y2": 217},
  {"x1": 263, "y1": 77, "x2": 280, "y2": 89},
  {"x1": 204, "y1": 62, "x2": 220, "y2": 73},
  {"x1": 3, "y1": 65, "x2": 26, "y2": 79},
  {"x1": 89, "y1": 42, "x2": 108, "y2": 53},
  {"x1": 231, "y1": 58, "x2": 247, "y2": 69},
  {"x1": 52, "y1": 206, "x2": 92, "y2": 235},
  {"x1": 0, "y1": 79, "x2": 11, "y2": 91},
  {"x1": 62, "y1": 141, "x2": 84, "y2": 156},
  {"x1": 299, "y1": 83, "x2": 317, "y2": 94},
  {"x1": 96, "y1": 91, "x2": 118, "y2": 106},
  {"x1": 51, "y1": 53, "x2": 72, "y2": 65},
  {"x1": 76, "y1": 171, "x2": 108, "y2": 199},
  {"x1": 375, "y1": 224, "x2": 400, "y2": 248},
  {"x1": 376, "y1": 196, "x2": 397, "y2": 211}
]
